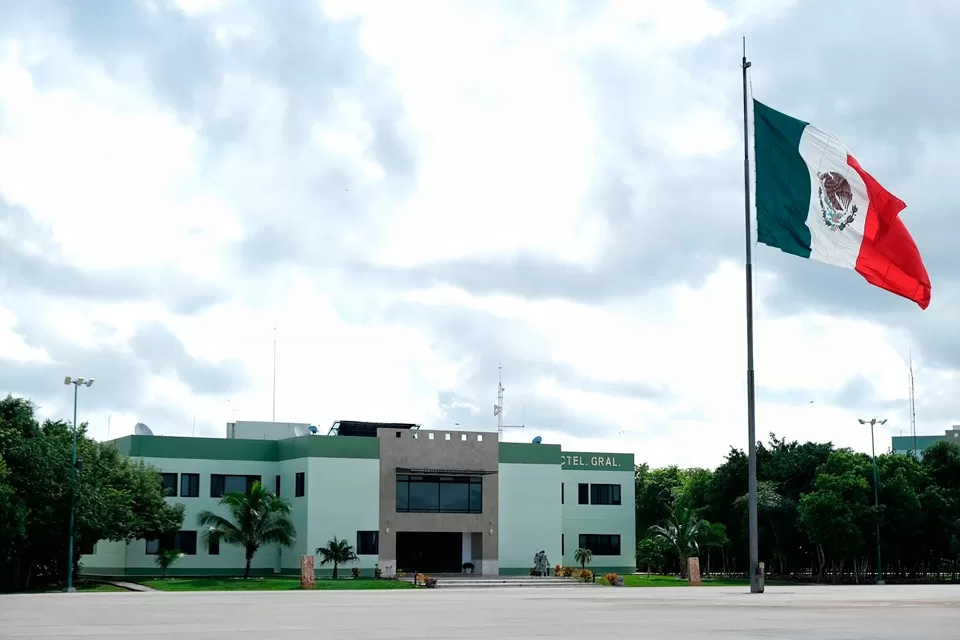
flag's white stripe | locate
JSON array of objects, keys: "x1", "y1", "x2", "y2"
[{"x1": 797, "y1": 124, "x2": 869, "y2": 270}]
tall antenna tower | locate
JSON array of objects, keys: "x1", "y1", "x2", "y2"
[
  {"x1": 493, "y1": 363, "x2": 524, "y2": 442},
  {"x1": 909, "y1": 350, "x2": 917, "y2": 455},
  {"x1": 272, "y1": 325, "x2": 277, "y2": 422}
]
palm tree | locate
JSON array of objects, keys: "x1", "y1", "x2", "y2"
[
  {"x1": 316, "y1": 536, "x2": 358, "y2": 579},
  {"x1": 574, "y1": 547, "x2": 593, "y2": 570},
  {"x1": 649, "y1": 507, "x2": 703, "y2": 578},
  {"x1": 697, "y1": 520, "x2": 729, "y2": 576},
  {"x1": 197, "y1": 481, "x2": 296, "y2": 579},
  {"x1": 154, "y1": 549, "x2": 184, "y2": 579}
]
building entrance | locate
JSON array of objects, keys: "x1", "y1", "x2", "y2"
[{"x1": 396, "y1": 531, "x2": 463, "y2": 574}]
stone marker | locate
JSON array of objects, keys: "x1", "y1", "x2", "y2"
[
  {"x1": 301, "y1": 555, "x2": 315, "y2": 589},
  {"x1": 687, "y1": 557, "x2": 702, "y2": 586}
]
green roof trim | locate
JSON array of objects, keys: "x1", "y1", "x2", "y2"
[
  {"x1": 498, "y1": 442, "x2": 561, "y2": 465},
  {"x1": 891, "y1": 435, "x2": 947, "y2": 451},
  {"x1": 106, "y1": 435, "x2": 633, "y2": 468},
  {"x1": 107, "y1": 434, "x2": 379, "y2": 461},
  {"x1": 561, "y1": 451, "x2": 634, "y2": 471},
  {"x1": 276, "y1": 435, "x2": 379, "y2": 460}
]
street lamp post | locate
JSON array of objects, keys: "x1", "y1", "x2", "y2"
[
  {"x1": 63, "y1": 376, "x2": 95, "y2": 593},
  {"x1": 858, "y1": 417, "x2": 887, "y2": 586}
]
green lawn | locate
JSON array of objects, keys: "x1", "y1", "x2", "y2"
[
  {"x1": 141, "y1": 577, "x2": 415, "y2": 592},
  {"x1": 622, "y1": 575, "x2": 771, "y2": 587}
]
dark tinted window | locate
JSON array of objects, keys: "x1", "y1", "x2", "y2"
[
  {"x1": 146, "y1": 530, "x2": 199, "y2": 555},
  {"x1": 180, "y1": 473, "x2": 200, "y2": 498},
  {"x1": 275, "y1": 475, "x2": 281, "y2": 496},
  {"x1": 210, "y1": 474, "x2": 261, "y2": 498},
  {"x1": 208, "y1": 536, "x2": 220, "y2": 555},
  {"x1": 590, "y1": 484, "x2": 621, "y2": 505},
  {"x1": 160, "y1": 473, "x2": 178, "y2": 497},
  {"x1": 578, "y1": 534, "x2": 620, "y2": 556},
  {"x1": 295, "y1": 472, "x2": 305, "y2": 497},
  {"x1": 578, "y1": 483, "x2": 589, "y2": 504},
  {"x1": 357, "y1": 531, "x2": 379, "y2": 555},
  {"x1": 396, "y1": 475, "x2": 482, "y2": 514}
]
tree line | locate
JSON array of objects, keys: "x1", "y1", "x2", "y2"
[
  {"x1": 635, "y1": 434, "x2": 960, "y2": 583},
  {"x1": 1, "y1": 394, "x2": 390, "y2": 591},
  {"x1": 0, "y1": 396, "x2": 184, "y2": 591}
]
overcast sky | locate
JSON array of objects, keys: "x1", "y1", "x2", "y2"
[{"x1": 1, "y1": 0, "x2": 957, "y2": 468}]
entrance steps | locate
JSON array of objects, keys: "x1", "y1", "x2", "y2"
[{"x1": 400, "y1": 574, "x2": 603, "y2": 589}]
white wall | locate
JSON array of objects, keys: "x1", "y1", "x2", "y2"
[
  {"x1": 561, "y1": 469, "x2": 635, "y2": 570},
  {"x1": 125, "y1": 458, "x2": 278, "y2": 574},
  {"x1": 80, "y1": 540, "x2": 126, "y2": 572},
  {"x1": 278, "y1": 457, "x2": 311, "y2": 570},
  {"x1": 498, "y1": 463, "x2": 563, "y2": 571},
  {"x1": 306, "y1": 457, "x2": 380, "y2": 573}
]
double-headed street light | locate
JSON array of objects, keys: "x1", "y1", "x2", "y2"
[
  {"x1": 858, "y1": 417, "x2": 887, "y2": 585},
  {"x1": 64, "y1": 376, "x2": 95, "y2": 593}
]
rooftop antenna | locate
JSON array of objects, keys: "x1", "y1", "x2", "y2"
[
  {"x1": 272, "y1": 325, "x2": 277, "y2": 422},
  {"x1": 493, "y1": 363, "x2": 524, "y2": 442},
  {"x1": 909, "y1": 350, "x2": 917, "y2": 455},
  {"x1": 107, "y1": 414, "x2": 111, "y2": 440},
  {"x1": 193, "y1": 414, "x2": 197, "y2": 437}
]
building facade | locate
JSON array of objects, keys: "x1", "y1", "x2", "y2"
[
  {"x1": 81, "y1": 421, "x2": 635, "y2": 578},
  {"x1": 891, "y1": 425, "x2": 960, "y2": 459}
]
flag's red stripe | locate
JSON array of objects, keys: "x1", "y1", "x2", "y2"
[{"x1": 848, "y1": 154, "x2": 932, "y2": 310}]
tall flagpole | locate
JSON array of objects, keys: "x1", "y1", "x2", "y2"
[{"x1": 742, "y1": 37, "x2": 762, "y2": 594}]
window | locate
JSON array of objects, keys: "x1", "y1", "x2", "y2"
[
  {"x1": 395, "y1": 475, "x2": 482, "y2": 514},
  {"x1": 295, "y1": 472, "x2": 305, "y2": 497},
  {"x1": 275, "y1": 474, "x2": 281, "y2": 496},
  {"x1": 180, "y1": 473, "x2": 200, "y2": 498},
  {"x1": 561, "y1": 534, "x2": 564, "y2": 555},
  {"x1": 578, "y1": 483, "x2": 589, "y2": 505},
  {"x1": 160, "y1": 473, "x2": 178, "y2": 497},
  {"x1": 590, "y1": 484, "x2": 622, "y2": 506},
  {"x1": 210, "y1": 474, "x2": 261, "y2": 498},
  {"x1": 79, "y1": 540, "x2": 96, "y2": 555},
  {"x1": 208, "y1": 536, "x2": 220, "y2": 555},
  {"x1": 561, "y1": 483, "x2": 565, "y2": 504},
  {"x1": 146, "y1": 531, "x2": 199, "y2": 555},
  {"x1": 578, "y1": 534, "x2": 621, "y2": 556},
  {"x1": 357, "y1": 531, "x2": 379, "y2": 555}
]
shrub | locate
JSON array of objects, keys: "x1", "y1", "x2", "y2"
[
  {"x1": 576, "y1": 569, "x2": 593, "y2": 582},
  {"x1": 351, "y1": 567, "x2": 360, "y2": 578},
  {"x1": 556, "y1": 566, "x2": 574, "y2": 578}
]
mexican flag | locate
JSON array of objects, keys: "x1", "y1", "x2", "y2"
[{"x1": 753, "y1": 100, "x2": 931, "y2": 309}]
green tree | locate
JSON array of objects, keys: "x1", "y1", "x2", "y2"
[
  {"x1": 316, "y1": 536, "x2": 358, "y2": 579},
  {"x1": 0, "y1": 395, "x2": 184, "y2": 592},
  {"x1": 155, "y1": 549, "x2": 185, "y2": 579},
  {"x1": 697, "y1": 520, "x2": 729, "y2": 576},
  {"x1": 649, "y1": 507, "x2": 703, "y2": 577},
  {"x1": 197, "y1": 481, "x2": 296, "y2": 579},
  {"x1": 635, "y1": 536, "x2": 668, "y2": 576},
  {"x1": 574, "y1": 547, "x2": 593, "y2": 570}
]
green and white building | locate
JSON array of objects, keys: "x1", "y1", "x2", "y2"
[
  {"x1": 891, "y1": 425, "x2": 960, "y2": 459},
  {"x1": 81, "y1": 421, "x2": 635, "y2": 578}
]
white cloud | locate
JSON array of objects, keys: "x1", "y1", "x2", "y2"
[{"x1": 0, "y1": 0, "x2": 954, "y2": 472}]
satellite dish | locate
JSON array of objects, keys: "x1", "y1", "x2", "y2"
[
  {"x1": 134, "y1": 423, "x2": 154, "y2": 436},
  {"x1": 308, "y1": 426, "x2": 318, "y2": 434},
  {"x1": 294, "y1": 425, "x2": 308, "y2": 437},
  {"x1": 532, "y1": 436, "x2": 542, "y2": 444}
]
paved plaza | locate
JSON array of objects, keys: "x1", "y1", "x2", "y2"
[{"x1": 1, "y1": 584, "x2": 958, "y2": 639}]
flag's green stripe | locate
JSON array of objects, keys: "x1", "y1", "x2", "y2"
[{"x1": 753, "y1": 100, "x2": 812, "y2": 259}]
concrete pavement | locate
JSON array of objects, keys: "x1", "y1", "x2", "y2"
[{"x1": 1, "y1": 584, "x2": 957, "y2": 639}]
